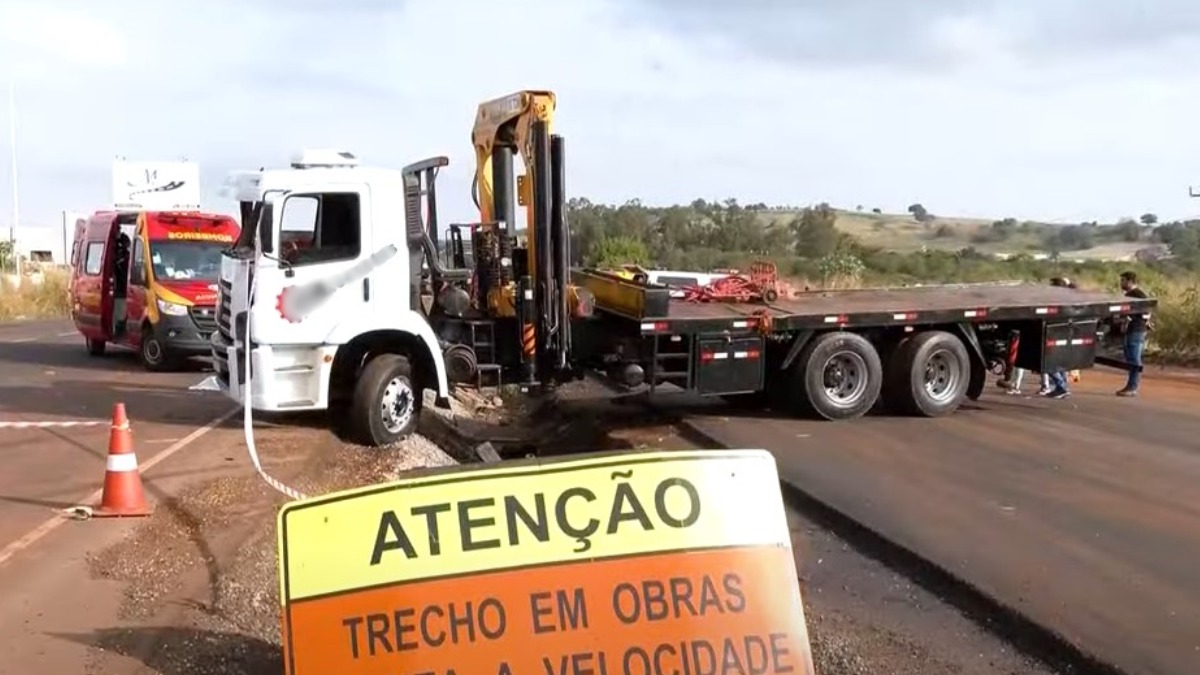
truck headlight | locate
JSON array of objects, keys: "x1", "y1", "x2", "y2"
[{"x1": 157, "y1": 299, "x2": 188, "y2": 316}]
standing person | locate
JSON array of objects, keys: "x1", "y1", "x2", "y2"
[
  {"x1": 998, "y1": 276, "x2": 1073, "y2": 396},
  {"x1": 1043, "y1": 276, "x2": 1076, "y2": 399},
  {"x1": 1116, "y1": 270, "x2": 1149, "y2": 397}
]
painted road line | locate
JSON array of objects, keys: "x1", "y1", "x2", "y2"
[
  {"x1": 1, "y1": 337, "x2": 35, "y2": 343},
  {"x1": 57, "y1": 332, "x2": 76, "y2": 337},
  {"x1": 0, "y1": 420, "x2": 108, "y2": 430},
  {"x1": 0, "y1": 406, "x2": 239, "y2": 569},
  {"x1": 277, "y1": 449, "x2": 816, "y2": 675}
]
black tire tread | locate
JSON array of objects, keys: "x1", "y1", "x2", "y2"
[
  {"x1": 349, "y1": 353, "x2": 420, "y2": 447},
  {"x1": 883, "y1": 330, "x2": 970, "y2": 417}
]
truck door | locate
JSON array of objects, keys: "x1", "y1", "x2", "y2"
[
  {"x1": 125, "y1": 232, "x2": 150, "y2": 341},
  {"x1": 258, "y1": 187, "x2": 376, "y2": 344},
  {"x1": 74, "y1": 232, "x2": 108, "y2": 338}
]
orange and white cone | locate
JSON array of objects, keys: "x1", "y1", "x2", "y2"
[{"x1": 92, "y1": 402, "x2": 152, "y2": 518}]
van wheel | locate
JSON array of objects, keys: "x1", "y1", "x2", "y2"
[
  {"x1": 140, "y1": 326, "x2": 176, "y2": 372},
  {"x1": 787, "y1": 331, "x2": 882, "y2": 420},
  {"x1": 884, "y1": 330, "x2": 970, "y2": 417},
  {"x1": 85, "y1": 338, "x2": 106, "y2": 356},
  {"x1": 349, "y1": 354, "x2": 422, "y2": 447}
]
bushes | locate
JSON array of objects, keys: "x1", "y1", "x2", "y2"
[
  {"x1": 0, "y1": 269, "x2": 72, "y2": 321},
  {"x1": 1146, "y1": 282, "x2": 1200, "y2": 365}
]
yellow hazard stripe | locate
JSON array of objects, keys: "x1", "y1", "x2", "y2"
[{"x1": 278, "y1": 450, "x2": 787, "y2": 602}]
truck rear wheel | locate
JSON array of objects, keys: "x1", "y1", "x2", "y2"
[
  {"x1": 349, "y1": 353, "x2": 422, "y2": 447},
  {"x1": 884, "y1": 330, "x2": 970, "y2": 417},
  {"x1": 788, "y1": 331, "x2": 882, "y2": 420},
  {"x1": 85, "y1": 338, "x2": 106, "y2": 356}
]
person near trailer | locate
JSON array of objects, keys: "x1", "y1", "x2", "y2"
[
  {"x1": 1116, "y1": 270, "x2": 1150, "y2": 397},
  {"x1": 997, "y1": 276, "x2": 1076, "y2": 396}
]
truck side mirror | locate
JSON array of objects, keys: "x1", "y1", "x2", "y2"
[{"x1": 130, "y1": 261, "x2": 146, "y2": 286}]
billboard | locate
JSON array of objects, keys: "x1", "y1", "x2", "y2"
[{"x1": 112, "y1": 159, "x2": 201, "y2": 211}]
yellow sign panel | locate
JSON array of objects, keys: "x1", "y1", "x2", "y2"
[
  {"x1": 280, "y1": 450, "x2": 790, "y2": 600},
  {"x1": 278, "y1": 449, "x2": 815, "y2": 675},
  {"x1": 165, "y1": 230, "x2": 234, "y2": 242}
]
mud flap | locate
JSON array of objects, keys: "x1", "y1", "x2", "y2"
[
  {"x1": 1095, "y1": 355, "x2": 1143, "y2": 373},
  {"x1": 955, "y1": 322, "x2": 989, "y2": 401}
]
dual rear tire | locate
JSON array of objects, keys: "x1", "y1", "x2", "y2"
[{"x1": 779, "y1": 330, "x2": 971, "y2": 420}]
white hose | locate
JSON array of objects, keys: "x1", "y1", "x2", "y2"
[{"x1": 241, "y1": 252, "x2": 308, "y2": 501}]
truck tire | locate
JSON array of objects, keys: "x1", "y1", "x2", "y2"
[
  {"x1": 884, "y1": 330, "x2": 970, "y2": 417},
  {"x1": 788, "y1": 331, "x2": 882, "y2": 420},
  {"x1": 85, "y1": 338, "x2": 106, "y2": 356},
  {"x1": 140, "y1": 325, "x2": 176, "y2": 372},
  {"x1": 349, "y1": 353, "x2": 422, "y2": 447}
]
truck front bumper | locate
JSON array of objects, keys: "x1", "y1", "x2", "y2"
[
  {"x1": 157, "y1": 307, "x2": 217, "y2": 355},
  {"x1": 210, "y1": 332, "x2": 335, "y2": 411}
]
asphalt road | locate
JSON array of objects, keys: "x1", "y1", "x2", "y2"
[
  {"x1": 0, "y1": 319, "x2": 234, "y2": 546},
  {"x1": 685, "y1": 368, "x2": 1200, "y2": 675}
]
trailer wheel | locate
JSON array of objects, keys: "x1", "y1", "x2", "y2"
[
  {"x1": 789, "y1": 331, "x2": 882, "y2": 420},
  {"x1": 85, "y1": 338, "x2": 106, "y2": 356},
  {"x1": 884, "y1": 330, "x2": 970, "y2": 417},
  {"x1": 349, "y1": 353, "x2": 422, "y2": 447}
]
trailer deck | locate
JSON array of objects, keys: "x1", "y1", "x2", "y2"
[{"x1": 573, "y1": 270, "x2": 1156, "y2": 333}]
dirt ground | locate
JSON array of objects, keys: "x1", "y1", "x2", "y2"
[{"x1": 77, "y1": 390, "x2": 1066, "y2": 675}]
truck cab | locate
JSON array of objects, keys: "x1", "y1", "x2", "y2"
[
  {"x1": 210, "y1": 150, "x2": 451, "y2": 446},
  {"x1": 70, "y1": 209, "x2": 239, "y2": 370}
]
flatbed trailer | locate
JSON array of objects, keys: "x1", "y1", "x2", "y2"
[{"x1": 570, "y1": 269, "x2": 1156, "y2": 420}]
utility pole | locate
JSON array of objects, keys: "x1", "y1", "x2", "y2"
[{"x1": 7, "y1": 81, "x2": 19, "y2": 277}]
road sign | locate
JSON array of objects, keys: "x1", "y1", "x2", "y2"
[{"x1": 277, "y1": 449, "x2": 815, "y2": 675}]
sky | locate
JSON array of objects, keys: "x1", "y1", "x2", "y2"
[{"x1": 2, "y1": 0, "x2": 1199, "y2": 244}]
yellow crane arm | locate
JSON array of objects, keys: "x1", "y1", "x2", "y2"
[{"x1": 471, "y1": 90, "x2": 556, "y2": 226}]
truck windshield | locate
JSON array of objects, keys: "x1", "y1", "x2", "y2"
[{"x1": 150, "y1": 241, "x2": 224, "y2": 281}]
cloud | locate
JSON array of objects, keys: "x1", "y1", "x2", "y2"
[
  {"x1": 0, "y1": 0, "x2": 1196, "y2": 246},
  {"x1": 604, "y1": 0, "x2": 1200, "y2": 72}
]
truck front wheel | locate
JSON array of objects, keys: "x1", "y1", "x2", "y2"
[
  {"x1": 140, "y1": 325, "x2": 178, "y2": 372},
  {"x1": 787, "y1": 331, "x2": 882, "y2": 420},
  {"x1": 350, "y1": 354, "x2": 422, "y2": 447},
  {"x1": 884, "y1": 330, "x2": 970, "y2": 417}
]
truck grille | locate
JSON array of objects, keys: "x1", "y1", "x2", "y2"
[
  {"x1": 190, "y1": 305, "x2": 218, "y2": 334},
  {"x1": 217, "y1": 279, "x2": 233, "y2": 340}
]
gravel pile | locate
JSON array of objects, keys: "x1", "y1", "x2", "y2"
[{"x1": 84, "y1": 431, "x2": 459, "y2": 674}]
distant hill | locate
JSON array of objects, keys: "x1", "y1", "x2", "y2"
[{"x1": 757, "y1": 208, "x2": 1152, "y2": 262}]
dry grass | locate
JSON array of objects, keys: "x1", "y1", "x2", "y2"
[
  {"x1": 0, "y1": 268, "x2": 72, "y2": 321},
  {"x1": 1146, "y1": 281, "x2": 1200, "y2": 365}
]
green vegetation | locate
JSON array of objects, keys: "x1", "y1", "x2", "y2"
[{"x1": 567, "y1": 198, "x2": 1200, "y2": 364}]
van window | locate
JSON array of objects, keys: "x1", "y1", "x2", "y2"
[
  {"x1": 84, "y1": 242, "x2": 105, "y2": 276},
  {"x1": 278, "y1": 192, "x2": 362, "y2": 266}
]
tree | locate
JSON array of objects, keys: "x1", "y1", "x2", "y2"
[
  {"x1": 1140, "y1": 213, "x2": 1158, "y2": 226},
  {"x1": 1115, "y1": 218, "x2": 1141, "y2": 243},
  {"x1": 0, "y1": 240, "x2": 13, "y2": 270},
  {"x1": 587, "y1": 235, "x2": 649, "y2": 268},
  {"x1": 908, "y1": 203, "x2": 932, "y2": 223},
  {"x1": 790, "y1": 203, "x2": 842, "y2": 258}
]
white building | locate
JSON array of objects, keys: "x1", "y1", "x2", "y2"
[{"x1": 4, "y1": 224, "x2": 71, "y2": 264}]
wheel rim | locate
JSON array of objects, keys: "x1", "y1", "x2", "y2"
[
  {"x1": 822, "y1": 350, "x2": 869, "y2": 406},
  {"x1": 924, "y1": 348, "x2": 963, "y2": 403},
  {"x1": 144, "y1": 337, "x2": 162, "y2": 364},
  {"x1": 380, "y1": 376, "x2": 415, "y2": 434}
]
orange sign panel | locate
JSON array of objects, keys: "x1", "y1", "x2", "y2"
[{"x1": 277, "y1": 449, "x2": 815, "y2": 675}]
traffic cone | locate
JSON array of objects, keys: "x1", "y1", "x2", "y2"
[{"x1": 92, "y1": 402, "x2": 152, "y2": 518}]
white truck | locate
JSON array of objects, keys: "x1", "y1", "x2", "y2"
[
  {"x1": 210, "y1": 91, "x2": 1156, "y2": 450},
  {"x1": 211, "y1": 149, "x2": 453, "y2": 446}
]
